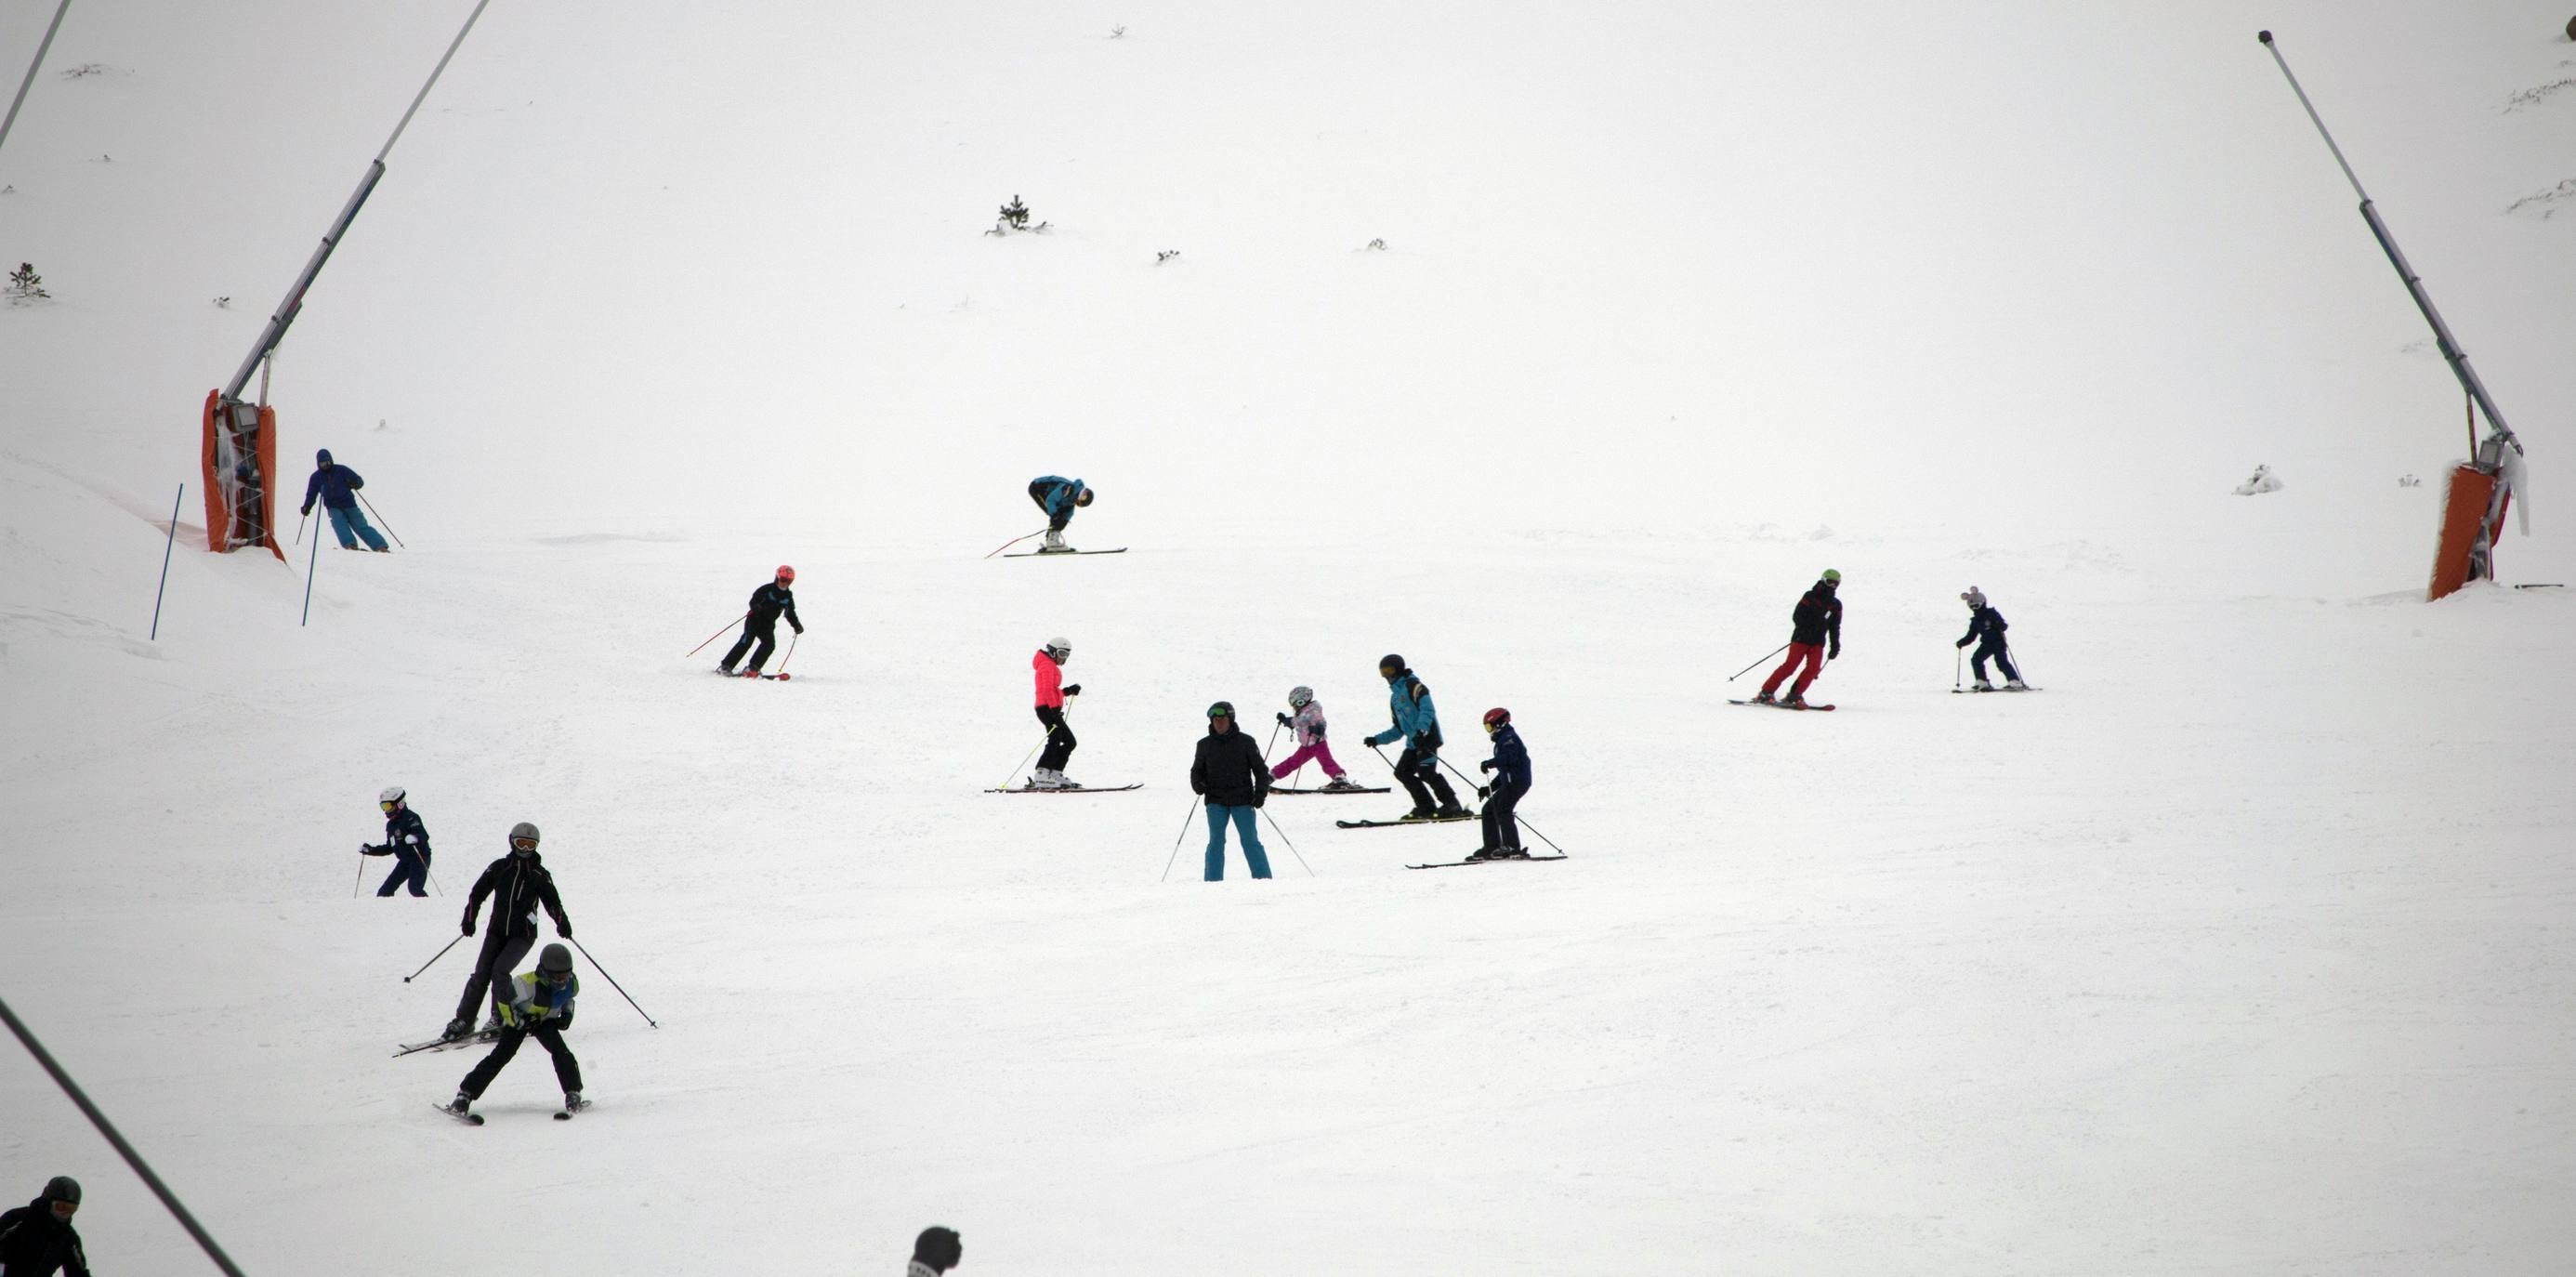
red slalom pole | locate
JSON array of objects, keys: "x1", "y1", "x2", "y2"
[
  {"x1": 685, "y1": 612, "x2": 747, "y2": 657},
  {"x1": 983, "y1": 528, "x2": 1046, "y2": 560}
]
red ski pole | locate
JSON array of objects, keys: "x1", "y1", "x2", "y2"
[
  {"x1": 685, "y1": 612, "x2": 748, "y2": 657},
  {"x1": 983, "y1": 528, "x2": 1047, "y2": 560},
  {"x1": 773, "y1": 632, "x2": 798, "y2": 680}
]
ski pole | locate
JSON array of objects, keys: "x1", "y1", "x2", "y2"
[
  {"x1": 1262, "y1": 718, "x2": 1282, "y2": 765},
  {"x1": 1728, "y1": 643, "x2": 1790, "y2": 681},
  {"x1": 983, "y1": 528, "x2": 1047, "y2": 560},
  {"x1": 294, "y1": 508, "x2": 305, "y2": 546},
  {"x1": 685, "y1": 612, "x2": 748, "y2": 658},
  {"x1": 150, "y1": 483, "x2": 182, "y2": 641},
  {"x1": 1954, "y1": 646, "x2": 1963, "y2": 692},
  {"x1": 1435, "y1": 755, "x2": 1569, "y2": 858},
  {"x1": 355, "y1": 851, "x2": 366, "y2": 898},
  {"x1": 569, "y1": 937, "x2": 658, "y2": 1028},
  {"x1": 1256, "y1": 806, "x2": 1316, "y2": 877},
  {"x1": 402, "y1": 933, "x2": 466, "y2": 983},
  {"x1": 356, "y1": 490, "x2": 404, "y2": 547},
  {"x1": 1160, "y1": 796, "x2": 1204, "y2": 882},
  {"x1": 1000, "y1": 710, "x2": 1063, "y2": 792},
  {"x1": 776, "y1": 631, "x2": 798, "y2": 677},
  {"x1": 298, "y1": 512, "x2": 321, "y2": 626}
]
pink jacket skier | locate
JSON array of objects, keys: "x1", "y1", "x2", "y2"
[{"x1": 1268, "y1": 687, "x2": 1361, "y2": 789}]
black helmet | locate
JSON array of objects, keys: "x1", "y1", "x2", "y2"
[
  {"x1": 1378, "y1": 653, "x2": 1405, "y2": 677},
  {"x1": 1206, "y1": 701, "x2": 1235, "y2": 719},
  {"x1": 43, "y1": 1176, "x2": 80, "y2": 1205},
  {"x1": 913, "y1": 1226, "x2": 963, "y2": 1271},
  {"x1": 537, "y1": 943, "x2": 573, "y2": 975}
]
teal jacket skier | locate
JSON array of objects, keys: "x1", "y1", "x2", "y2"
[{"x1": 1365, "y1": 653, "x2": 1465, "y2": 820}]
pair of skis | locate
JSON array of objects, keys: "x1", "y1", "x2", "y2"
[
  {"x1": 1001, "y1": 547, "x2": 1126, "y2": 558},
  {"x1": 985, "y1": 783, "x2": 1142, "y2": 794},
  {"x1": 1728, "y1": 698, "x2": 1835, "y2": 712},
  {"x1": 432, "y1": 1097, "x2": 589, "y2": 1126}
]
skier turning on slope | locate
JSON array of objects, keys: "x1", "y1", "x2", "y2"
[
  {"x1": 361, "y1": 785, "x2": 434, "y2": 898},
  {"x1": 1029, "y1": 637, "x2": 1084, "y2": 789},
  {"x1": 718, "y1": 566, "x2": 803, "y2": 677},
  {"x1": 1025, "y1": 476, "x2": 1094, "y2": 552},
  {"x1": 1366, "y1": 654, "x2": 1466, "y2": 820},
  {"x1": 1269, "y1": 686, "x2": 1360, "y2": 790},
  {"x1": 1471, "y1": 707, "x2": 1533, "y2": 860},
  {"x1": 442, "y1": 942, "x2": 584, "y2": 1119},
  {"x1": 1956, "y1": 587, "x2": 2026, "y2": 691},
  {"x1": 444, "y1": 823, "x2": 572, "y2": 1041},
  {"x1": 1190, "y1": 702, "x2": 1274, "y2": 881},
  {"x1": 1754, "y1": 570, "x2": 1843, "y2": 708},
  {"x1": 299, "y1": 448, "x2": 389, "y2": 551}
]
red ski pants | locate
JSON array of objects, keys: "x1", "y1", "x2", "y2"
[{"x1": 1760, "y1": 642, "x2": 1826, "y2": 698}]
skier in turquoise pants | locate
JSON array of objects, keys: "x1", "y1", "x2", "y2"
[{"x1": 1190, "y1": 702, "x2": 1273, "y2": 881}]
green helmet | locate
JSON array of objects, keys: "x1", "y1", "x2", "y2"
[{"x1": 1820, "y1": 569, "x2": 1842, "y2": 583}]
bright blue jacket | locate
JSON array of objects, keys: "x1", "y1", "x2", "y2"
[
  {"x1": 1031, "y1": 476, "x2": 1085, "y2": 519},
  {"x1": 302, "y1": 449, "x2": 365, "y2": 511},
  {"x1": 1367, "y1": 671, "x2": 1441, "y2": 751},
  {"x1": 1483, "y1": 723, "x2": 1531, "y2": 788}
]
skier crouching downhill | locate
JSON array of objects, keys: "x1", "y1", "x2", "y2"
[
  {"x1": 718, "y1": 565, "x2": 803, "y2": 677},
  {"x1": 1366, "y1": 654, "x2": 1466, "y2": 820},
  {"x1": 1025, "y1": 476, "x2": 1094, "y2": 553},
  {"x1": 444, "y1": 942, "x2": 585, "y2": 1119},
  {"x1": 1269, "y1": 685, "x2": 1360, "y2": 790},
  {"x1": 1956, "y1": 587, "x2": 2027, "y2": 691}
]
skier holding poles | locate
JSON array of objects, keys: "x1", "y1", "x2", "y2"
[
  {"x1": 361, "y1": 785, "x2": 433, "y2": 898},
  {"x1": 1468, "y1": 708, "x2": 1533, "y2": 860},
  {"x1": 443, "y1": 822, "x2": 572, "y2": 1041},
  {"x1": 1365, "y1": 654, "x2": 1466, "y2": 820},
  {"x1": 1189, "y1": 702, "x2": 1274, "y2": 881},
  {"x1": 1955, "y1": 587, "x2": 2027, "y2": 691},
  {"x1": 717, "y1": 566, "x2": 802, "y2": 678},
  {"x1": 1752, "y1": 570, "x2": 1842, "y2": 709},
  {"x1": 1028, "y1": 637, "x2": 1084, "y2": 788}
]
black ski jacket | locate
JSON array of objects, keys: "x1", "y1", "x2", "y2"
[
  {"x1": 1190, "y1": 725, "x2": 1272, "y2": 808},
  {"x1": 1790, "y1": 584, "x2": 1843, "y2": 648},
  {"x1": 744, "y1": 583, "x2": 802, "y2": 635},
  {"x1": 1956, "y1": 605, "x2": 2009, "y2": 650},
  {"x1": 464, "y1": 850, "x2": 571, "y2": 939},
  {"x1": 0, "y1": 1199, "x2": 90, "y2": 1277}
]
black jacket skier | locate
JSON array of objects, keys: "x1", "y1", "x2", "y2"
[
  {"x1": 447, "y1": 823, "x2": 572, "y2": 1038},
  {"x1": 720, "y1": 567, "x2": 803, "y2": 676},
  {"x1": 363, "y1": 789, "x2": 433, "y2": 897},
  {"x1": 1473, "y1": 712, "x2": 1534, "y2": 857},
  {"x1": 1190, "y1": 716, "x2": 1273, "y2": 809},
  {"x1": 1791, "y1": 579, "x2": 1844, "y2": 653},
  {"x1": 0, "y1": 1178, "x2": 90, "y2": 1277},
  {"x1": 1955, "y1": 590, "x2": 2022, "y2": 688}
]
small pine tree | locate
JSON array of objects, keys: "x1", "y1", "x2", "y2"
[{"x1": 7, "y1": 262, "x2": 48, "y2": 303}]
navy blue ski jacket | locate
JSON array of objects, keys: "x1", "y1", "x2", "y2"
[
  {"x1": 1482, "y1": 723, "x2": 1532, "y2": 788},
  {"x1": 1956, "y1": 606, "x2": 2009, "y2": 650},
  {"x1": 378, "y1": 808, "x2": 431, "y2": 859},
  {"x1": 301, "y1": 449, "x2": 365, "y2": 512}
]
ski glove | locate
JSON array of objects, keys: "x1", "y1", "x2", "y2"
[
  {"x1": 461, "y1": 915, "x2": 479, "y2": 936},
  {"x1": 1276, "y1": 712, "x2": 1293, "y2": 726},
  {"x1": 1479, "y1": 759, "x2": 1495, "y2": 771},
  {"x1": 1476, "y1": 786, "x2": 1492, "y2": 800},
  {"x1": 1062, "y1": 684, "x2": 1082, "y2": 696},
  {"x1": 362, "y1": 843, "x2": 390, "y2": 856},
  {"x1": 557, "y1": 921, "x2": 572, "y2": 939}
]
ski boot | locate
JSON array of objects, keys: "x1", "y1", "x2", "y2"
[
  {"x1": 562, "y1": 1090, "x2": 587, "y2": 1112},
  {"x1": 1492, "y1": 848, "x2": 1531, "y2": 860},
  {"x1": 1037, "y1": 529, "x2": 1072, "y2": 554},
  {"x1": 1399, "y1": 808, "x2": 1439, "y2": 822},
  {"x1": 1053, "y1": 772, "x2": 1083, "y2": 790},
  {"x1": 1751, "y1": 691, "x2": 1776, "y2": 704},
  {"x1": 1321, "y1": 775, "x2": 1363, "y2": 792},
  {"x1": 1434, "y1": 804, "x2": 1470, "y2": 820},
  {"x1": 444, "y1": 1092, "x2": 473, "y2": 1116},
  {"x1": 1028, "y1": 769, "x2": 1070, "y2": 791},
  {"x1": 1465, "y1": 847, "x2": 1500, "y2": 861},
  {"x1": 1972, "y1": 678, "x2": 1994, "y2": 692},
  {"x1": 1781, "y1": 694, "x2": 1807, "y2": 709},
  {"x1": 441, "y1": 1017, "x2": 474, "y2": 1043},
  {"x1": 2005, "y1": 678, "x2": 2029, "y2": 691}
]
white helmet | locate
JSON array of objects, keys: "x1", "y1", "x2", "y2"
[
  {"x1": 1044, "y1": 637, "x2": 1072, "y2": 659},
  {"x1": 379, "y1": 785, "x2": 406, "y2": 805},
  {"x1": 1288, "y1": 686, "x2": 1313, "y2": 707}
]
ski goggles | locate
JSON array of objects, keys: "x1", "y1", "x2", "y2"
[
  {"x1": 510, "y1": 837, "x2": 538, "y2": 852},
  {"x1": 381, "y1": 799, "x2": 401, "y2": 811}
]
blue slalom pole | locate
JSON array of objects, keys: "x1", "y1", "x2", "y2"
[
  {"x1": 149, "y1": 483, "x2": 181, "y2": 640},
  {"x1": 300, "y1": 509, "x2": 321, "y2": 625}
]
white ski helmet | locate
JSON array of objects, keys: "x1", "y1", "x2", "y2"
[
  {"x1": 1288, "y1": 686, "x2": 1314, "y2": 707},
  {"x1": 1044, "y1": 637, "x2": 1072, "y2": 659},
  {"x1": 379, "y1": 785, "x2": 407, "y2": 806},
  {"x1": 509, "y1": 821, "x2": 540, "y2": 850}
]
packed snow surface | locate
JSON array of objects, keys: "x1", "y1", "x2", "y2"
[{"x1": 4, "y1": 1, "x2": 2571, "y2": 1272}]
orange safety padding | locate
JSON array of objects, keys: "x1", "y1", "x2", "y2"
[
  {"x1": 2427, "y1": 463, "x2": 2497, "y2": 601},
  {"x1": 201, "y1": 389, "x2": 226, "y2": 552}
]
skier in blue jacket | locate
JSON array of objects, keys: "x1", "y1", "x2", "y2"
[
  {"x1": 1365, "y1": 654, "x2": 1467, "y2": 820},
  {"x1": 299, "y1": 449, "x2": 390, "y2": 551},
  {"x1": 1025, "y1": 476, "x2": 1094, "y2": 552},
  {"x1": 1470, "y1": 708, "x2": 1533, "y2": 859},
  {"x1": 361, "y1": 785, "x2": 434, "y2": 897}
]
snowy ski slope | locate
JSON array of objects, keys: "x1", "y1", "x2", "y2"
[{"x1": 4, "y1": 2, "x2": 2572, "y2": 1272}]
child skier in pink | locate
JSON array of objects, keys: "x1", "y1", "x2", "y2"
[{"x1": 1269, "y1": 686, "x2": 1364, "y2": 791}]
